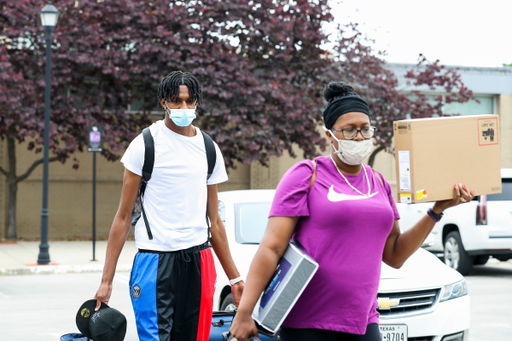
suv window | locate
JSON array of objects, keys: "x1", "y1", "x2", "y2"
[
  {"x1": 234, "y1": 202, "x2": 272, "y2": 244},
  {"x1": 486, "y1": 179, "x2": 512, "y2": 201}
]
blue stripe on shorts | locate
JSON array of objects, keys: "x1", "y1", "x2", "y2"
[{"x1": 130, "y1": 252, "x2": 159, "y2": 341}]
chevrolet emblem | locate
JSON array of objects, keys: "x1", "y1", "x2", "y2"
[{"x1": 377, "y1": 297, "x2": 400, "y2": 310}]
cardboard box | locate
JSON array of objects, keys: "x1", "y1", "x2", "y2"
[
  {"x1": 252, "y1": 241, "x2": 318, "y2": 336},
  {"x1": 393, "y1": 115, "x2": 501, "y2": 203}
]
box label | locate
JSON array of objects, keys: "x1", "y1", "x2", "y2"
[
  {"x1": 400, "y1": 193, "x2": 412, "y2": 204},
  {"x1": 260, "y1": 257, "x2": 292, "y2": 308},
  {"x1": 398, "y1": 151, "x2": 411, "y2": 191},
  {"x1": 478, "y1": 117, "x2": 499, "y2": 146},
  {"x1": 416, "y1": 189, "x2": 427, "y2": 200}
]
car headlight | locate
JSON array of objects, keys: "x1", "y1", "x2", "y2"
[
  {"x1": 442, "y1": 331, "x2": 465, "y2": 341},
  {"x1": 440, "y1": 279, "x2": 468, "y2": 302}
]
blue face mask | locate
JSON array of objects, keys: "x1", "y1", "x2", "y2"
[{"x1": 166, "y1": 104, "x2": 196, "y2": 127}]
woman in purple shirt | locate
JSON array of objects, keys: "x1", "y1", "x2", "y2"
[{"x1": 230, "y1": 82, "x2": 474, "y2": 341}]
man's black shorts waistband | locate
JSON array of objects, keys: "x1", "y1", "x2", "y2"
[{"x1": 138, "y1": 241, "x2": 209, "y2": 254}]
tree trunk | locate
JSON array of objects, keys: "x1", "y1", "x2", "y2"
[
  {"x1": 3, "y1": 137, "x2": 59, "y2": 240},
  {"x1": 6, "y1": 137, "x2": 17, "y2": 240},
  {"x1": 368, "y1": 145, "x2": 385, "y2": 169}
]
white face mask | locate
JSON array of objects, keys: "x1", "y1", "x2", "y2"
[{"x1": 329, "y1": 130, "x2": 374, "y2": 165}]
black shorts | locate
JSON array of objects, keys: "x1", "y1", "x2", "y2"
[
  {"x1": 129, "y1": 242, "x2": 216, "y2": 341},
  {"x1": 279, "y1": 324, "x2": 381, "y2": 341}
]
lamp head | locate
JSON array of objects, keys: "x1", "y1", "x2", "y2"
[{"x1": 40, "y1": 3, "x2": 60, "y2": 28}]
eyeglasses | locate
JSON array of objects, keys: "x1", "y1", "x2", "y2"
[{"x1": 331, "y1": 126, "x2": 377, "y2": 140}]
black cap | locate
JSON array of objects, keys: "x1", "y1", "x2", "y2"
[
  {"x1": 88, "y1": 307, "x2": 127, "y2": 341},
  {"x1": 75, "y1": 299, "x2": 109, "y2": 338}
]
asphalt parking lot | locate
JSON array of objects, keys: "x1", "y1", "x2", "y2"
[
  {"x1": 0, "y1": 241, "x2": 511, "y2": 340},
  {"x1": 1, "y1": 261, "x2": 511, "y2": 340}
]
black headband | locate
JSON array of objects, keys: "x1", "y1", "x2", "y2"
[{"x1": 322, "y1": 95, "x2": 371, "y2": 129}]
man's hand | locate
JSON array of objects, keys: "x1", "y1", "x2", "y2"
[
  {"x1": 94, "y1": 282, "x2": 113, "y2": 311},
  {"x1": 231, "y1": 281, "x2": 244, "y2": 308}
]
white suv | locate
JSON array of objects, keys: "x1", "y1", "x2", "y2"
[
  {"x1": 214, "y1": 190, "x2": 470, "y2": 341},
  {"x1": 397, "y1": 168, "x2": 512, "y2": 275}
]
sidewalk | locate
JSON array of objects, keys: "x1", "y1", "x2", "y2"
[
  {"x1": 2, "y1": 240, "x2": 511, "y2": 277},
  {"x1": 0, "y1": 240, "x2": 138, "y2": 276}
]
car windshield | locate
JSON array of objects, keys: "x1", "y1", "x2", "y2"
[
  {"x1": 486, "y1": 179, "x2": 512, "y2": 201},
  {"x1": 234, "y1": 201, "x2": 272, "y2": 244}
]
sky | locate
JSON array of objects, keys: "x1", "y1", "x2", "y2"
[{"x1": 325, "y1": 0, "x2": 512, "y2": 68}]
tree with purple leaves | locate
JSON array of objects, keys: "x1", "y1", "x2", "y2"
[{"x1": 0, "y1": 0, "x2": 474, "y2": 240}]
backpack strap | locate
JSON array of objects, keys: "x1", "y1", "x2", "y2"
[
  {"x1": 141, "y1": 128, "x2": 155, "y2": 187},
  {"x1": 201, "y1": 131, "x2": 216, "y2": 180},
  {"x1": 201, "y1": 131, "x2": 217, "y2": 243},
  {"x1": 309, "y1": 160, "x2": 317, "y2": 191},
  {"x1": 140, "y1": 127, "x2": 155, "y2": 240},
  {"x1": 373, "y1": 169, "x2": 384, "y2": 186}
]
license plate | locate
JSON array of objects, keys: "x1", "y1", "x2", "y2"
[{"x1": 379, "y1": 324, "x2": 408, "y2": 341}]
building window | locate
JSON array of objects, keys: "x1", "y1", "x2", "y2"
[
  {"x1": 406, "y1": 94, "x2": 495, "y2": 117},
  {"x1": 443, "y1": 95, "x2": 494, "y2": 116}
]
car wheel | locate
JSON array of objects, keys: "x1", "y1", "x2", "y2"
[
  {"x1": 444, "y1": 231, "x2": 474, "y2": 275},
  {"x1": 473, "y1": 255, "x2": 490, "y2": 265},
  {"x1": 220, "y1": 293, "x2": 236, "y2": 311}
]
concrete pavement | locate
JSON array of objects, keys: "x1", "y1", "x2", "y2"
[{"x1": 0, "y1": 240, "x2": 138, "y2": 276}]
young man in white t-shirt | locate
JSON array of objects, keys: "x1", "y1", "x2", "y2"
[{"x1": 94, "y1": 71, "x2": 244, "y2": 341}]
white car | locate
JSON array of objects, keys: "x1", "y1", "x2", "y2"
[
  {"x1": 214, "y1": 190, "x2": 470, "y2": 341},
  {"x1": 397, "y1": 168, "x2": 512, "y2": 275}
]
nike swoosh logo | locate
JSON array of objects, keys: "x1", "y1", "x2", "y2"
[{"x1": 327, "y1": 185, "x2": 378, "y2": 202}]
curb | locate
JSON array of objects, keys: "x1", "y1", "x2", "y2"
[{"x1": 0, "y1": 263, "x2": 133, "y2": 276}]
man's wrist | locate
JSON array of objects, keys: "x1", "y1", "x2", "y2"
[{"x1": 229, "y1": 276, "x2": 244, "y2": 286}]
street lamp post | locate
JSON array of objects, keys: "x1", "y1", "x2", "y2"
[{"x1": 37, "y1": 3, "x2": 60, "y2": 265}]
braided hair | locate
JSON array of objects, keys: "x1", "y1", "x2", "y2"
[{"x1": 157, "y1": 71, "x2": 202, "y2": 107}]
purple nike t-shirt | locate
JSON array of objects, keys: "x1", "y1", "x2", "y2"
[{"x1": 269, "y1": 156, "x2": 400, "y2": 335}]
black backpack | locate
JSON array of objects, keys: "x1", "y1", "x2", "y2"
[{"x1": 131, "y1": 127, "x2": 217, "y2": 240}]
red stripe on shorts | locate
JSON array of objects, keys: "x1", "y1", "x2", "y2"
[{"x1": 196, "y1": 247, "x2": 217, "y2": 341}]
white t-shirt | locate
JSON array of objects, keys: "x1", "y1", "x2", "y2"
[{"x1": 121, "y1": 120, "x2": 228, "y2": 251}]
